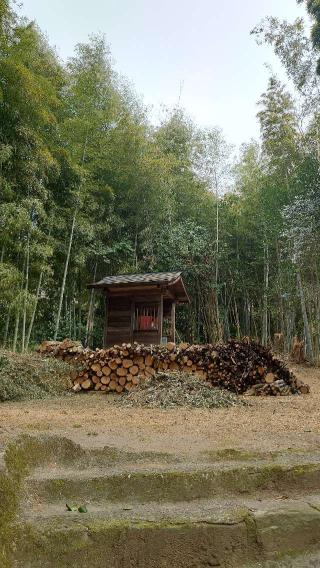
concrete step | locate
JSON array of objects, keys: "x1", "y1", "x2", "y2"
[
  {"x1": 7, "y1": 432, "x2": 320, "y2": 470},
  {"x1": 14, "y1": 495, "x2": 320, "y2": 567},
  {"x1": 5, "y1": 434, "x2": 320, "y2": 567},
  {"x1": 25, "y1": 458, "x2": 320, "y2": 505}
]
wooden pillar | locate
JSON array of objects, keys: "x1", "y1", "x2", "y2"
[
  {"x1": 159, "y1": 293, "x2": 163, "y2": 344},
  {"x1": 103, "y1": 294, "x2": 109, "y2": 347},
  {"x1": 130, "y1": 297, "x2": 135, "y2": 344},
  {"x1": 171, "y1": 301, "x2": 176, "y2": 343}
]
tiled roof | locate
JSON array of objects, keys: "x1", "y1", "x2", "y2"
[
  {"x1": 88, "y1": 271, "x2": 190, "y2": 302},
  {"x1": 90, "y1": 271, "x2": 182, "y2": 287}
]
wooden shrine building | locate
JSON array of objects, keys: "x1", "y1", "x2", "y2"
[{"x1": 88, "y1": 271, "x2": 189, "y2": 347}]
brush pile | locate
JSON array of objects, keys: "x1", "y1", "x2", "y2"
[
  {"x1": 0, "y1": 349, "x2": 71, "y2": 402},
  {"x1": 37, "y1": 338, "x2": 310, "y2": 397},
  {"x1": 119, "y1": 371, "x2": 245, "y2": 408}
]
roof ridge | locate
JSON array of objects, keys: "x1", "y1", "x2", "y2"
[{"x1": 101, "y1": 270, "x2": 181, "y2": 276}]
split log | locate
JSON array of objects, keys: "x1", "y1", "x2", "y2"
[
  {"x1": 116, "y1": 367, "x2": 127, "y2": 377},
  {"x1": 265, "y1": 373, "x2": 276, "y2": 384},
  {"x1": 145, "y1": 354, "x2": 153, "y2": 366}
]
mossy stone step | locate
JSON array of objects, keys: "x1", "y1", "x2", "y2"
[
  {"x1": 25, "y1": 460, "x2": 320, "y2": 504},
  {"x1": 5, "y1": 432, "x2": 320, "y2": 470},
  {"x1": 4, "y1": 435, "x2": 320, "y2": 568},
  {"x1": 14, "y1": 497, "x2": 320, "y2": 568}
]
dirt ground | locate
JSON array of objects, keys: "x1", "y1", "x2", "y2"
[{"x1": 0, "y1": 364, "x2": 319, "y2": 456}]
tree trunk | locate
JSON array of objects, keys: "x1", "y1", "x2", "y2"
[
  {"x1": 12, "y1": 250, "x2": 26, "y2": 352},
  {"x1": 313, "y1": 266, "x2": 320, "y2": 364},
  {"x1": 54, "y1": 209, "x2": 77, "y2": 340},
  {"x1": 69, "y1": 296, "x2": 72, "y2": 338},
  {"x1": 12, "y1": 308, "x2": 20, "y2": 353},
  {"x1": 85, "y1": 260, "x2": 98, "y2": 348},
  {"x1": 285, "y1": 310, "x2": 295, "y2": 355},
  {"x1": 54, "y1": 130, "x2": 89, "y2": 341},
  {"x1": 73, "y1": 293, "x2": 77, "y2": 340},
  {"x1": 21, "y1": 235, "x2": 30, "y2": 352},
  {"x1": 134, "y1": 232, "x2": 138, "y2": 270},
  {"x1": 26, "y1": 270, "x2": 43, "y2": 350},
  {"x1": 262, "y1": 240, "x2": 269, "y2": 346},
  {"x1": 276, "y1": 240, "x2": 285, "y2": 340},
  {"x1": 233, "y1": 297, "x2": 241, "y2": 339},
  {"x1": 214, "y1": 171, "x2": 221, "y2": 338},
  {"x1": 78, "y1": 298, "x2": 82, "y2": 340},
  {"x1": 244, "y1": 293, "x2": 250, "y2": 337},
  {"x1": 2, "y1": 308, "x2": 11, "y2": 348},
  {"x1": 297, "y1": 269, "x2": 314, "y2": 363}
]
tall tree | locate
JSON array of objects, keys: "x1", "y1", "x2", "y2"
[{"x1": 297, "y1": 0, "x2": 320, "y2": 73}]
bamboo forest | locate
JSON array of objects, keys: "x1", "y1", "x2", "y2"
[{"x1": 1, "y1": 0, "x2": 320, "y2": 362}]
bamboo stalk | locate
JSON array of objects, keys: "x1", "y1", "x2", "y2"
[
  {"x1": 21, "y1": 234, "x2": 30, "y2": 352},
  {"x1": 54, "y1": 209, "x2": 77, "y2": 340},
  {"x1": 297, "y1": 269, "x2": 314, "y2": 363},
  {"x1": 85, "y1": 260, "x2": 98, "y2": 348},
  {"x1": 25, "y1": 271, "x2": 43, "y2": 351},
  {"x1": 54, "y1": 129, "x2": 89, "y2": 341},
  {"x1": 2, "y1": 307, "x2": 11, "y2": 348}
]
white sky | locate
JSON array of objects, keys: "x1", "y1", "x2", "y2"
[{"x1": 20, "y1": 0, "x2": 307, "y2": 147}]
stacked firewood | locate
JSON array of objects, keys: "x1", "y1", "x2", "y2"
[
  {"x1": 37, "y1": 339, "x2": 83, "y2": 360},
  {"x1": 37, "y1": 338, "x2": 310, "y2": 396}
]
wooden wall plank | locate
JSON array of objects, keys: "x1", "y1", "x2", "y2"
[
  {"x1": 106, "y1": 296, "x2": 132, "y2": 346},
  {"x1": 133, "y1": 332, "x2": 160, "y2": 344},
  {"x1": 104, "y1": 293, "x2": 173, "y2": 347}
]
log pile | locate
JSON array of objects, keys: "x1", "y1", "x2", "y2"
[{"x1": 37, "y1": 338, "x2": 310, "y2": 396}]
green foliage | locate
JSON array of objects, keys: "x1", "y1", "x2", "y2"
[
  {"x1": 0, "y1": 350, "x2": 71, "y2": 401},
  {"x1": 297, "y1": 0, "x2": 320, "y2": 72}
]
